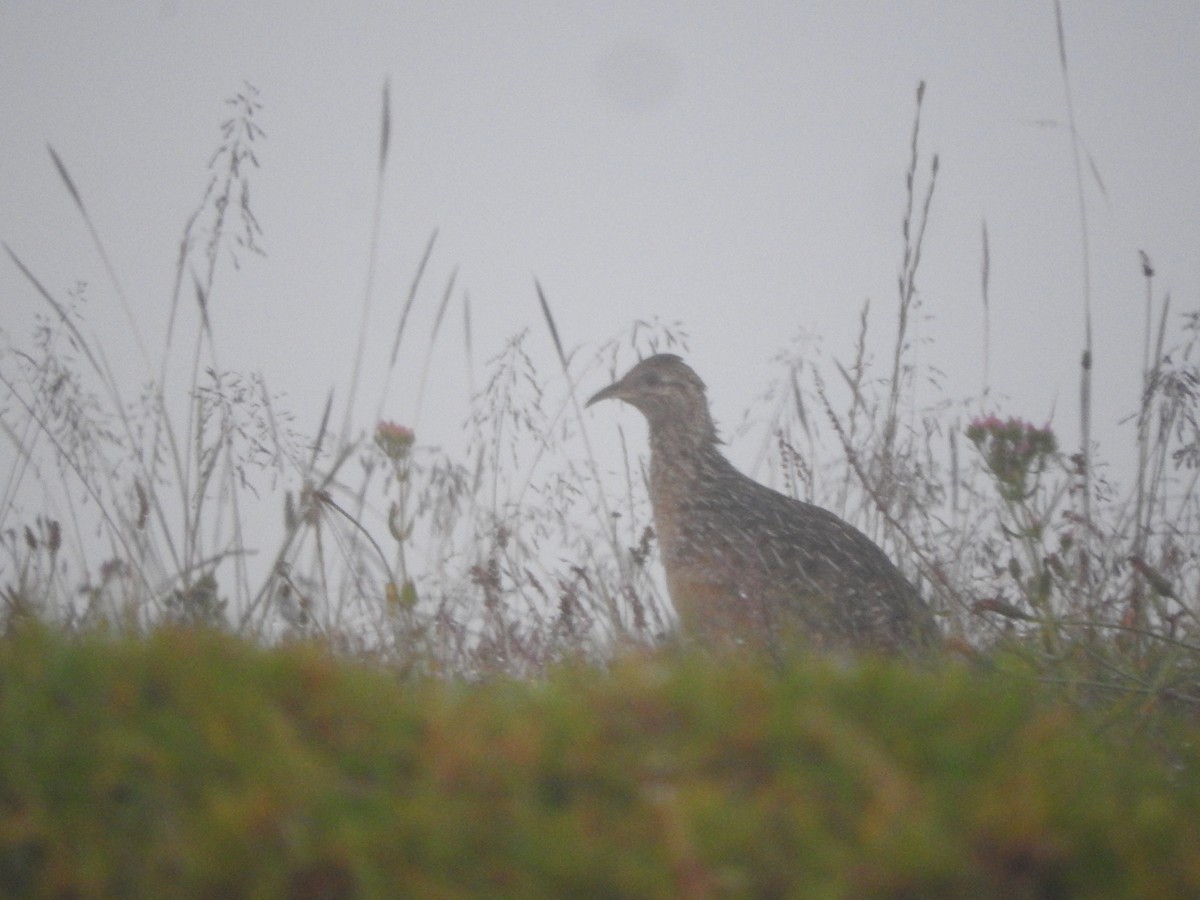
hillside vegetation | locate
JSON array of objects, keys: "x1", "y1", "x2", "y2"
[{"x1": 1, "y1": 627, "x2": 1198, "y2": 898}]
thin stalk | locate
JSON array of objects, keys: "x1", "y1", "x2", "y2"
[
  {"x1": 1054, "y1": 0, "x2": 1095, "y2": 589},
  {"x1": 340, "y1": 79, "x2": 393, "y2": 444}
]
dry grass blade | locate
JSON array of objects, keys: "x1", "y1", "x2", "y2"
[
  {"x1": 379, "y1": 78, "x2": 392, "y2": 174},
  {"x1": 46, "y1": 144, "x2": 148, "y2": 363},
  {"x1": 412, "y1": 266, "x2": 458, "y2": 426},
  {"x1": 462, "y1": 290, "x2": 475, "y2": 396},
  {"x1": 980, "y1": 219, "x2": 991, "y2": 395},
  {"x1": 340, "y1": 79, "x2": 393, "y2": 443},
  {"x1": 389, "y1": 229, "x2": 439, "y2": 370},
  {"x1": 309, "y1": 390, "x2": 335, "y2": 473},
  {"x1": 535, "y1": 279, "x2": 569, "y2": 373}
]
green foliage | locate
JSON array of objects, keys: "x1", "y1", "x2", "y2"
[{"x1": 1, "y1": 629, "x2": 1198, "y2": 897}]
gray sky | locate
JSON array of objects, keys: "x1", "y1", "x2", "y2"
[{"x1": 3, "y1": 0, "x2": 1198, "y2": 487}]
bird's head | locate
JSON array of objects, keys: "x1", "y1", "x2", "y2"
[{"x1": 586, "y1": 353, "x2": 717, "y2": 444}]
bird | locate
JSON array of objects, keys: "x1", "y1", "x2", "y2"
[{"x1": 586, "y1": 353, "x2": 938, "y2": 655}]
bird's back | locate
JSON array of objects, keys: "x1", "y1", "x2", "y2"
[{"x1": 650, "y1": 441, "x2": 936, "y2": 654}]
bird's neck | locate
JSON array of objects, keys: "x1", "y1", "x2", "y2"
[
  {"x1": 645, "y1": 420, "x2": 735, "y2": 566},
  {"x1": 647, "y1": 417, "x2": 730, "y2": 496},
  {"x1": 645, "y1": 406, "x2": 719, "y2": 455}
]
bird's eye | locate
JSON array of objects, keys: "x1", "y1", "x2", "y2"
[{"x1": 642, "y1": 372, "x2": 662, "y2": 387}]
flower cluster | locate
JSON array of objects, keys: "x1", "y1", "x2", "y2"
[
  {"x1": 374, "y1": 421, "x2": 415, "y2": 463},
  {"x1": 966, "y1": 415, "x2": 1057, "y2": 500}
]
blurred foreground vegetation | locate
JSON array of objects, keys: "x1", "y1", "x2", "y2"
[{"x1": 1, "y1": 626, "x2": 1199, "y2": 898}]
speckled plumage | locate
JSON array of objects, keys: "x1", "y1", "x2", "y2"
[{"x1": 587, "y1": 354, "x2": 937, "y2": 654}]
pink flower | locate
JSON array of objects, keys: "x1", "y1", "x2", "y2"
[
  {"x1": 375, "y1": 421, "x2": 415, "y2": 461},
  {"x1": 967, "y1": 414, "x2": 1058, "y2": 500}
]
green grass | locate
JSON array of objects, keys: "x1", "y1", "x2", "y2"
[{"x1": 0, "y1": 627, "x2": 1198, "y2": 898}]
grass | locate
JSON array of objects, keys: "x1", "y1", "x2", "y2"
[
  {"x1": 1, "y1": 627, "x2": 1199, "y2": 897},
  {"x1": 2, "y1": 73, "x2": 1199, "y2": 680}
]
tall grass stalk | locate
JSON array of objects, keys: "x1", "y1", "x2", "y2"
[
  {"x1": 340, "y1": 79, "x2": 392, "y2": 445},
  {"x1": 1053, "y1": 0, "x2": 1096, "y2": 595}
]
